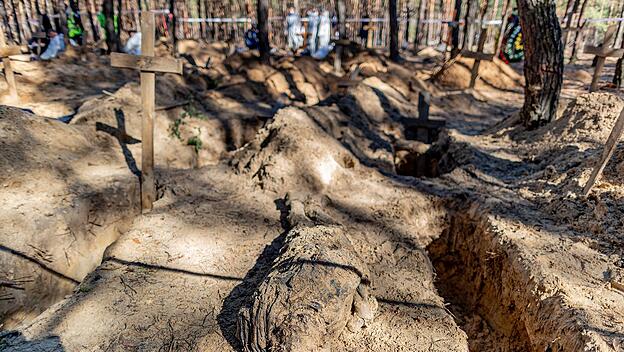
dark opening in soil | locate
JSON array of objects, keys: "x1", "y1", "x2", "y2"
[{"x1": 427, "y1": 212, "x2": 534, "y2": 351}]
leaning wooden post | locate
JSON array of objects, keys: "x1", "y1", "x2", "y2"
[
  {"x1": 111, "y1": 11, "x2": 183, "y2": 212},
  {"x1": 0, "y1": 25, "x2": 19, "y2": 101},
  {"x1": 582, "y1": 106, "x2": 624, "y2": 197}
]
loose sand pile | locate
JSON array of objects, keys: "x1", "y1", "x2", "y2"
[
  {"x1": 0, "y1": 106, "x2": 139, "y2": 328},
  {"x1": 436, "y1": 57, "x2": 524, "y2": 91}
]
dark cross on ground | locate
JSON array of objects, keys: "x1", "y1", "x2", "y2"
[
  {"x1": 403, "y1": 92, "x2": 446, "y2": 143},
  {"x1": 111, "y1": 11, "x2": 183, "y2": 213},
  {"x1": 462, "y1": 27, "x2": 495, "y2": 89},
  {"x1": 0, "y1": 25, "x2": 21, "y2": 101},
  {"x1": 584, "y1": 24, "x2": 624, "y2": 92},
  {"x1": 582, "y1": 106, "x2": 624, "y2": 197}
]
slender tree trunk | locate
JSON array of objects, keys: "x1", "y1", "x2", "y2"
[
  {"x1": 335, "y1": 0, "x2": 346, "y2": 72},
  {"x1": 389, "y1": 0, "x2": 400, "y2": 61},
  {"x1": 613, "y1": 2, "x2": 624, "y2": 87},
  {"x1": 257, "y1": 0, "x2": 269, "y2": 62},
  {"x1": 517, "y1": 0, "x2": 564, "y2": 128},
  {"x1": 103, "y1": 0, "x2": 120, "y2": 52},
  {"x1": 116, "y1": 0, "x2": 122, "y2": 41},
  {"x1": 561, "y1": 0, "x2": 579, "y2": 51},
  {"x1": 9, "y1": 0, "x2": 23, "y2": 43},
  {"x1": 461, "y1": 0, "x2": 473, "y2": 49},
  {"x1": 168, "y1": 0, "x2": 177, "y2": 53},
  {"x1": 0, "y1": 1, "x2": 15, "y2": 43},
  {"x1": 569, "y1": 0, "x2": 589, "y2": 63},
  {"x1": 85, "y1": 0, "x2": 99, "y2": 41},
  {"x1": 450, "y1": 0, "x2": 462, "y2": 56},
  {"x1": 414, "y1": 0, "x2": 424, "y2": 51}
]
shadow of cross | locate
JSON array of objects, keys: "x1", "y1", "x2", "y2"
[
  {"x1": 96, "y1": 108, "x2": 141, "y2": 177},
  {"x1": 584, "y1": 24, "x2": 624, "y2": 92},
  {"x1": 0, "y1": 25, "x2": 21, "y2": 101},
  {"x1": 111, "y1": 11, "x2": 183, "y2": 213}
]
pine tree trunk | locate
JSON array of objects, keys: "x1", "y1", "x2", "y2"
[
  {"x1": 389, "y1": 0, "x2": 400, "y2": 61},
  {"x1": 9, "y1": 0, "x2": 23, "y2": 43},
  {"x1": 169, "y1": 0, "x2": 177, "y2": 52},
  {"x1": 85, "y1": 0, "x2": 99, "y2": 41},
  {"x1": 334, "y1": 0, "x2": 346, "y2": 73},
  {"x1": 569, "y1": 0, "x2": 589, "y2": 63},
  {"x1": 257, "y1": 0, "x2": 269, "y2": 62},
  {"x1": 450, "y1": 0, "x2": 462, "y2": 56},
  {"x1": 517, "y1": 0, "x2": 563, "y2": 128},
  {"x1": 413, "y1": 0, "x2": 424, "y2": 51},
  {"x1": 103, "y1": 0, "x2": 120, "y2": 52}
]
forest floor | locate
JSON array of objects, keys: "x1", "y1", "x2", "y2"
[{"x1": 0, "y1": 41, "x2": 623, "y2": 351}]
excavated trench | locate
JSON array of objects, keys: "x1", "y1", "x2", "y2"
[{"x1": 427, "y1": 208, "x2": 536, "y2": 351}]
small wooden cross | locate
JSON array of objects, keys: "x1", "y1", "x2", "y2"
[
  {"x1": 584, "y1": 25, "x2": 624, "y2": 92},
  {"x1": 461, "y1": 27, "x2": 495, "y2": 89},
  {"x1": 582, "y1": 106, "x2": 624, "y2": 197},
  {"x1": 111, "y1": 11, "x2": 183, "y2": 213},
  {"x1": 403, "y1": 92, "x2": 446, "y2": 143},
  {"x1": 0, "y1": 25, "x2": 21, "y2": 101}
]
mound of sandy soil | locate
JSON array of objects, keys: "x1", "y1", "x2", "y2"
[
  {"x1": 533, "y1": 93, "x2": 624, "y2": 146},
  {"x1": 1, "y1": 101, "x2": 467, "y2": 351},
  {"x1": 71, "y1": 80, "x2": 226, "y2": 169},
  {"x1": 437, "y1": 57, "x2": 524, "y2": 91},
  {"x1": 0, "y1": 106, "x2": 139, "y2": 328}
]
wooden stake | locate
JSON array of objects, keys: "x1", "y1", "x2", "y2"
[
  {"x1": 111, "y1": 11, "x2": 183, "y2": 212},
  {"x1": 0, "y1": 25, "x2": 19, "y2": 101},
  {"x1": 582, "y1": 106, "x2": 624, "y2": 197}
]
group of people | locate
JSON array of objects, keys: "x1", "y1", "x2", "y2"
[
  {"x1": 244, "y1": 7, "x2": 333, "y2": 58},
  {"x1": 27, "y1": 0, "x2": 83, "y2": 60},
  {"x1": 286, "y1": 7, "x2": 332, "y2": 58},
  {"x1": 26, "y1": 0, "x2": 136, "y2": 61}
]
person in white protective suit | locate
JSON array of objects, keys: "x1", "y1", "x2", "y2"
[{"x1": 286, "y1": 8, "x2": 303, "y2": 52}]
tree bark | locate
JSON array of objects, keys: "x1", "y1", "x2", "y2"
[
  {"x1": 450, "y1": 0, "x2": 462, "y2": 56},
  {"x1": 85, "y1": 0, "x2": 100, "y2": 41},
  {"x1": 389, "y1": 0, "x2": 400, "y2": 61},
  {"x1": 569, "y1": 0, "x2": 589, "y2": 63},
  {"x1": 168, "y1": 0, "x2": 177, "y2": 53},
  {"x1": 334, "y1": 0, "x2": 346, "y2": 73},
  {"x1": 257, "y1": 0, "x2": 269, "y2": 62},
  {"x1": 413, "y1": 0, "x2": 424, "y2": 51},
  {"x1": 517, "y1": 0, "x2": 564, "y2": 128},
  {"x1": 103, "y1": 0, "x2": 120, "y2": 52}
]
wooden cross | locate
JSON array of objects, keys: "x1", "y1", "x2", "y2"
[
  {"x1": 403, "y1": 92, "x2": 446, "y2": 143},
  {"x1": 111, "y1": 11, "x2": 183, "y2": 213},
  {"x1": 0, "y1": 26, "x2": 20, "y2": 101},
  {"x1": 462, "y1": 27, "x2": 495, "y2": 89},
  {"x1": 584, "y1": 25, "x2": 624, "y2": 92},
  {"x1": 582, "y1": 106, "x2": 624, "y2": 197}
]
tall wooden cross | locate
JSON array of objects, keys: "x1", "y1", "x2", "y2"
[
  {"x1": 111, "y1": 11, "x2": 183, "y2": 213},
  {"x1": 0, "y1": 26, "x2": 20, "y2": 101},
  {"x1": 584, "y1": 25, "x2": 624, "y2": 92},
  {"x1": 462, "y1": 27, "x2": 494, "y2": 89}
]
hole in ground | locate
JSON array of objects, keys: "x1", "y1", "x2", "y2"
[{"x1": 427, "y1": 210, "x2": 534, "y2": 351}]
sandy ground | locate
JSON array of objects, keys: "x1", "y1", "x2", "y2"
[{"x1": 0, "y1": 42, "x2": 623, "y2": 351}]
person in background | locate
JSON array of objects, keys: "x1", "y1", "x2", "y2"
[
  {"x1": 359, "y1": 12, "x2": 370, "y2": 47},
  {"x1": 66, "y1": 0, "x2": 85, "y2": 46},
  {"x1": 306, "y1": 7, "x2": 319, "y2": 55},
  {"x1": 286, "y1": 7, "x2": 303, "y2": 53},
  {"x1": 28, "y1": 14, "x2": 54, "y2": 56},
  {"x1": 317, "y1": 10, "x2": 331, "y2": 49},
  {"x1": 244, "y1": 23, "x2": 259, "y2": 50}
]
